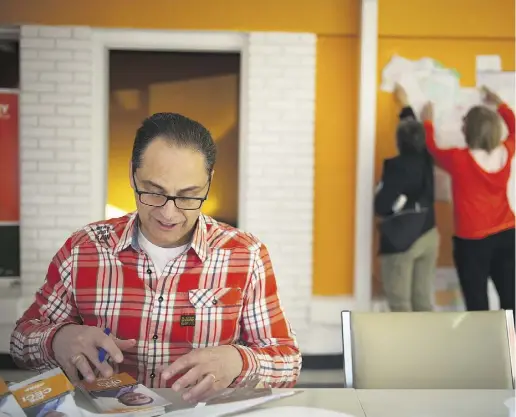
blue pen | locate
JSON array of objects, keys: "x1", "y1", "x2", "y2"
[{"x1": 98, "y1": 328, "x2": 111, "y2": 362}]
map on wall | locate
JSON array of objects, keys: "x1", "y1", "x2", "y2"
[{"x1": 381, "y1": 54, "x2": 516, "y2": 206}]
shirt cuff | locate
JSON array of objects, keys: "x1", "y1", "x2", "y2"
[
  {"x1": 44, "y1": 322, "x2": 77, "y2": 367},
  {"x1": 230, "y1": 344, "x2": 261, "y2": 386}
]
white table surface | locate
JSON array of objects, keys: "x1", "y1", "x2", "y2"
[
  {"x1": 264, "y1": 388, "x2": 365, "y2": 416},
  {"x1": 356, "y1": 389, "x2": 514, "y2": 417},
  {"x1": 86, "y1": 388, "x2": 514, "y2": 417}
]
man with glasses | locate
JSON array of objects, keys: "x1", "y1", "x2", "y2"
[{"x1": 11, "y1": 113, "x2": 300, "y2": 403}]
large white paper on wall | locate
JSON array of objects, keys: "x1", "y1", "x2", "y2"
[
  {"x1": 381, "y1": 56, "x2": 515, "y2": 205},
  {"x1": 381, "y1": 55, "x2": 463, "y2": 131},
  {"x1": 476, "y1": 71, "x2": 516, "y2": 214},
  {"x1": 381, "y1": 56, "x2": 471, "y2": 202}
]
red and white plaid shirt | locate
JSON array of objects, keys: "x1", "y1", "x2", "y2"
[{"x1": 10, "y1": 213, "x2": 301, "y2": 388}]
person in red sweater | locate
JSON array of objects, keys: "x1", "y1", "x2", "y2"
[{"x1": 421, "y1": 87, "x2": 515, "y2": 312}]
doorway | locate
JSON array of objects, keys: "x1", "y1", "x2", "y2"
[{"x1": 106, "y1": 50, "x2": 240, "y2": 227}]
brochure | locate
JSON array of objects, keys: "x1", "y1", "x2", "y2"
[
  {"x1": 8, "y1": 368, "x2": 81, "y2": 417},
  {"x1": 79, "y1": 373, "x2": 171, "y2": 416},
  {"x1": 0, "y1": 377, "x2": 26, "y2": 417}
]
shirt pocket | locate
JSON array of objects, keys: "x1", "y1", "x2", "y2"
[{"x1": 185, "y1": 287, "x2": 244, "y2": 347}]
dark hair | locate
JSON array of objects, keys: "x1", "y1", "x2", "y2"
[
  {"x1": 131, "y1": 113, "x2": 216, "y2": 174},
  {"x1": 396, "y1": 119, "x2": 426, "y2": 155}
]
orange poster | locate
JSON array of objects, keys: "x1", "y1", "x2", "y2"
[{"x1": 0, "y1": 91, "x2": 19, "y2": 222}]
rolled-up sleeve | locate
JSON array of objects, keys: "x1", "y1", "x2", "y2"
[
  {"x1": 232, "y1": 244, "x2": 301, "y2": 388},
  {"x1": 10, "y1": 237, "x2": 81, "y2": 371}
]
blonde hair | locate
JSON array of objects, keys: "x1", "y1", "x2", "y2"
[{"x1": 464, "y1": 106, "x2": 502, "y2": 153}]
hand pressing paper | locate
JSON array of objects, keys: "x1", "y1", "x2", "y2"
[{"x1": 381, "y1": 55, "x2": 415, "y2": 92}]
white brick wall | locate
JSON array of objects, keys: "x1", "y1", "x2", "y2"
[
  {"x1": 16, "y1": 26, "x2": 316, "y2": 340},
  {"x1": 244, "y1": 32, "x2": 316, "y2": 334},
  {"x1": 19, "y1": 25, "x2": 93, "y2": 295}
]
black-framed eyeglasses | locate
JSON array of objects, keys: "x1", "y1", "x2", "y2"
[{"x1": 132, "y1": 172, "x2": 211, "y2": 211}]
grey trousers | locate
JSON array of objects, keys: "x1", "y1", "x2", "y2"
[{"x1": 380, "y1": 227, "x2": 440, "y2": 312}]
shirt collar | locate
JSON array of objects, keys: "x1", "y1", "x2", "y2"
[
  {"x1": 113, "y1": 212, "x2": 210, "y2": 262},
  {"x1": 190, "y1": 214, "x2": 210, "y2": 262},
  {"x1": 113, "y1": 212, "x2": 138, "y2": 254}
]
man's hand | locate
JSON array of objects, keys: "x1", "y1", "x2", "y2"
[
  {"x1": 394, "y1": 83, "x2": 409, "y2": 107},
  {"x1": 161, "y1": 345, "x2": 243, "y2": 403},
  {"x1": 481, "y1": 86, "x2": 503, "y2": 106},
  {"x1": 421, "y1": 102, "x2": 434, "y2": 122},
  {"x1": 52, "y1": 324, "x2": 136, "y2": 383}
]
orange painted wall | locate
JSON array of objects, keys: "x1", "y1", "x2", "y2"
[
  {"x1": 378, "y1": 0, "x2": 515, "y2": 39},
  {"x1": 313, "y1": 36, "x2": 359, "y2": 295},
  {"x1": 0, "y1": 0, "x2": 358, "y2": 35},
  {"x1": 373, "y1": 0, "x2": 515, "y2": 294},
  {"x1": 0, "y1": 0, "x2": 361, "y2": 295}
]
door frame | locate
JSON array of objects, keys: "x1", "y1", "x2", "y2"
[{"x1": 90, "y1": 29, "x2": 249, "y2": 228}]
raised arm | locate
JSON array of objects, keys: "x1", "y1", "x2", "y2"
[
  {"x1": 394, "y1": 83, "x2": 417, "y2": 121},
  {"x1": 499, "y1": 103, "x2": 516, "y2": 158},
  {"x1": 421, "y1": 102, "x2": 460, "y2": 173},
  {"x1": 234, "y1": 244, "x2": 301, "y2": 388},
  {"x1": 499, "y1": 103, "x2": 516, "y2": 138},
  {"x1": 479, "y1": 86, "x2": 515, "y2": 156},
  {"x1": 10, "y1": 238, "x2": 82, "y2": 371},
  {"x1": 394, "y1": 84, "x2": 431, "y2": 161},
  {"x1": 482, "y1": 86, "x2": 515, "y2": 141}
]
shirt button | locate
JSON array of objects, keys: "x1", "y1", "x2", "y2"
[
  {"x1": 158, "y1": 296, "x2": 164, "y2": 302},
  {"x1": 147, "y1": 268, "x2": 152, "y2": 274},
  {"x1": 150, "y1": 373, "x2": 155, "y2": 378},
  {"x1": 212, "y1": 299, "x2": 218, "y2": 305},
  {"x1": 152, "y1": 334, "x2": 158, "y2": 340}
]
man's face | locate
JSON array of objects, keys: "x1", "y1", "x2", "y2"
[
  {"x1": 119, "y1": 392, "x2": 154, "y2": 406},
  {"x1": 130, "y1": 138, "x2": 210, "y2": 248}
]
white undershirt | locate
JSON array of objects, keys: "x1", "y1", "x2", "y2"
[
  {"x1": 138, "y1": 230, "x2": 189, "y2": 277},
  {"x1": 470, "y1": 145, "x2": 508, "y2": 173}
]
